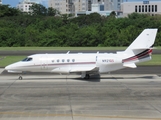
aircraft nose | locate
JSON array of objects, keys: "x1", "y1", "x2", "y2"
[
  {"x1": 5, "y1": 65, "x2": 12, "y2": 70},
  {"x1": 5, "y1": 63, "x2": 17, "y2": 70},
  {"x1": 5, "y1": 63, "x2": 22, "y2": 73}
]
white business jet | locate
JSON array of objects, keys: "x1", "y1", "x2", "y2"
[{"x1": 5, "y1": 29, "x2": 158, "y2": 80}]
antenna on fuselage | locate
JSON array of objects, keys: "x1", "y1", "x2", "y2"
[{"x1": 67, "y1": 51, "x2": 70, "y2": 54}]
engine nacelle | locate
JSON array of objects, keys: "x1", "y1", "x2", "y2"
[
  {"x1": 96, "y1": 56, "x2": 122, "y2": 65},
  {"x1": 96, "y1": 56, "x2": 123, "y2": 73}
]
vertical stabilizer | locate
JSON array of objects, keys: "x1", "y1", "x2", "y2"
[
  {"x1": 122, "y1": 29, "x2": 158, "y2": 66},
  {"x1": 125, "y1": 29, "x2": 158, "y2": 54}
]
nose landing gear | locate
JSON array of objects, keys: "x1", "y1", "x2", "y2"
[{"x1": 18, "y1": 76, "x2": 23, "y2": 80}]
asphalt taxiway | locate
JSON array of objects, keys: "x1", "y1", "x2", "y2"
[{"x1": 0, "y1": 71, "x2": 161, "y2": 120}]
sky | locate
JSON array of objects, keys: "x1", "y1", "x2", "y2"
[{"x1": 2, "y1": 0, "x2": 48, "y2": 7}]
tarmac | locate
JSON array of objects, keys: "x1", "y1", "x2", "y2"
[{"x1": 0, "y1": 68, "x2": 161, "y2": 120}]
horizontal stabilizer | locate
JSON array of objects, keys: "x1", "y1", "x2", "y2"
[{"x1": 123, "y1": 63, "x2": 137, "y2": 68}]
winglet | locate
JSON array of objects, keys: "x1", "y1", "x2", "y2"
[{"x1": 67, "y1": 51, "x2": 70, "y2": 54}]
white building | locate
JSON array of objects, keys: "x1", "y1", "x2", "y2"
[
  {"x1": 77, "y1": 1, "x2": 113, "y2": 17},
  {"x1": 49, "y1": 0, "x2": 68, "y2": 14},
  {"x1": 121, "y1": 1, "x2": 161, "y2": 17},
  {"x1": 0, "y1": 0, "x2": 2, "y2": 5},
  {"x1": 48, "y1": 0, "x2": 122, "y2": 16},
  {"x1": 104, "y1": 0, "x2": 123, "y2": 11},
  {"x1": 17, "y1": 0, "x2": 41, "y2": 12},
  {"x1": 49, "y1": 0, "x2": 88, "y2": 15}
]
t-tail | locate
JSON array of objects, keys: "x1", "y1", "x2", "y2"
[{"x1": 121, "y1": 28, "x2": 158, "y2": 68}]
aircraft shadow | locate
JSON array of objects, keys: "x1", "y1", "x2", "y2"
[
  {"x1": 72, "y1": 74, "x2": 110, "y2": 82},
  {"x1": 4, "y1": 73, "x2": 157, "y2": 81},
  {"x1": 59, "y1": 75, "x2": 156, "y2": 82},
  {"x1": 100, "y1": 75, "x2": 157, "y2": 79}
]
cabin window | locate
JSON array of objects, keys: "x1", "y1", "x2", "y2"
[
  {"x1": 52, "y1": 60, "x2": 54, "y2": 62},
  {"x1": 62, "y1": 59, "x2": 65, "y2": 62},
  {"x1": 72, "y1": 59, "x2": 75, "y2": 62},
  {"x1": 67, "y1": 59, "x2": 70, "y2": 62},
  {"x1": 57, "y1": 59, "x2": 59, "y2": 62}
]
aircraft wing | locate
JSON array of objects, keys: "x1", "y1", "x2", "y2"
[
  {"x1": 70, "y1": 66, "x2": 99, "y2": 73},
  {"x1": 51, "y1": 66, "x2": 99, "y2": 74}
]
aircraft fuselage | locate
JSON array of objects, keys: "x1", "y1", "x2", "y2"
[{"x1": 5, "y1": 53, "x2": 124, "y2": 74}]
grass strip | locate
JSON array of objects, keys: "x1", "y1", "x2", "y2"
[
  {"x1": 137, "y1": 54, "x2": 161, "y2": 66},
  {"x1": 0, "y1": 56, "x2": 26, "y2": 67}
]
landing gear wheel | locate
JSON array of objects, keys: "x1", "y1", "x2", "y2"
[
  {"x1": 84, "y1": 74, "x2": 90, "y2": 79},
  {"x1": 86, "y1": 74, "x2": 90, "y2": 79},
  {"x1": 19, "y1": 76, "x2": 23, "y2": 80}
]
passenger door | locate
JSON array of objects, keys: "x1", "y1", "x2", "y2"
[{"x1": 40, "y1": 55, "x2": 48, "y2": 70}]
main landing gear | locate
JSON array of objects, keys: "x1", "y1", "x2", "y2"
[
  {"x1": 81, "y1": 72, "x2": 90, "y2": 79},
  {"x1": 84, "y1": 74, "x2": 90, "y2": 79}
]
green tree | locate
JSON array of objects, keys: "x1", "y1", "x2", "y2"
[
  {"x1": 109, "y1": 11, "x2": 116, "y2": 17},
  {"x1": 47, "y1": 7, "x2": 60, "y2": 16},
  {"x1": 0, "y1": 9, "x2": 161, "y2": 47},
  {"x1": 70, "y1": 12, "x2": 105, "y2": 27},
  {"x1": 29, "y1": 4, "x2": 47, "y2": 16},
  {"x1": 0, "y1": 5, "x2": 21, "y2": 17},
  {"x1": 25, "y1": 26, "x2": 40, "y2": 46}
]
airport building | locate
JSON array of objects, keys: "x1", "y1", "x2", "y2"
[
  {"x1": 121, "y1": 1, "x2": 161, "y2": 17},
  {"x1": 77, "y1": 2, "x2": 113, "y2": 17},
  {"x1": 104, "y1": 0, "x2": 123, "y2": 11},
  {"x1": 49, "y1": 0, "x2": 89, "y2": 15},
  {"x1": 17, "y1": 0, "x2": 42, "y2": 12},
  {"x1": 48, "y1": 0, "x2": 123, "y2": 16}
]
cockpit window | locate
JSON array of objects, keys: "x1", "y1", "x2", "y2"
[
  {"x1": 22, "y1": 57, "x2": 33, "y2": 62},
  {"x1": 27, "y1": 58, "x2": 33, "y2": 61},
  {"x1": 22, "y1": 58, "x2": 28, "y2": 61}
]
